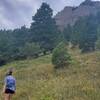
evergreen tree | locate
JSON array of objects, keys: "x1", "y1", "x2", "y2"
[
  {"x1": 13, "y1": 26, "x2": 30, "y2": 48},
  {"x1": 73, "y1": 16, "x2": 97, "y2": 52},
  {"x1": 30, "y1": 3, "x2": 60, "y2": 54},
  {"x1": 52, "y1": 42, "x2": 71, "y2": 69},
  {"x1": 96, "y1": 25, "x2": 100, "y2": 50},
  {"x1": 19, "y1": 43, "x2": 41, "y2": 58},
  {"x1": 63, "y1": 24, "x2": 72, "y2": 43}
]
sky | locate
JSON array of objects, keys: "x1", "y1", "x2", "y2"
[{"x1": 0, "y1": 0, "x2": 99, "y2": 29}]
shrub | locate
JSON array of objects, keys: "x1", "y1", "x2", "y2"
[
  {"x1": 19, "y1": 43, "x2": 41, "y2": 58},
  {"x1": 52, "y1": 42, "x2": 71, "y2": 69},
  {"x1": 96, "y1": 39, "x2": 100, "y2": 50}
]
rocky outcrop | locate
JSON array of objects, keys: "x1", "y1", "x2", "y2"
[{"x1": 55, "y1": 0, "x2": 100, "y2": 30}]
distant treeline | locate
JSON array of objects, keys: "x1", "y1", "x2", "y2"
[
  {"x1": 0, "y1": 3, "x2": 100, "y2": 66},
  {"x1": 63, "y1": 12, "x2": 100, "y2": 52}
]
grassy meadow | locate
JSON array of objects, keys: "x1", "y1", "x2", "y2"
[{"x1": 0, "y1": 49, "x2": 100, "y2": 100}]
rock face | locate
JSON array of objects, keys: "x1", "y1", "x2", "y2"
[{"x1": 55, "y1": 0, "x2": 100, "y2": 30}]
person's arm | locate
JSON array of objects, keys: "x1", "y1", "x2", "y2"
[
  {"x1": 2, "y1": 83, "x2": 6, "y2": 93},
  {"x1": 2, "y1": 77, "x2": 7, "y2": 93},
  {"x1": 14, "y1": 78, "x2": 16, "y2": 94}
]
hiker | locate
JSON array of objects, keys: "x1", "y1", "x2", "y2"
[{"x1": 2, "y1": 68, "x2": 16, "y2": 100}]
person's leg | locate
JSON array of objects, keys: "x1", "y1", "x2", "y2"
[
  {"x1": 4, "y1": 89, "x2": 13, "y2": 100},
  {"x1": 4, "y1": 94, "x2": 9, "y2": 100},
  {"x1": 9, "y1": 94, "x2": 13, "y2": 100},
  {"x1": 8, "y1": 94, "x2": 11, "y2": 100},
  {"x1": 5, "y1": 94, "x2": 12, "y2": 100}
]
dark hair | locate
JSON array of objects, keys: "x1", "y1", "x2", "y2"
[
  {"x1": 8, "y1": 71, "x2": 12, "y2": 75},
  {"x1": 6, "y1": 68, "x2": 13, "y2": 76}
]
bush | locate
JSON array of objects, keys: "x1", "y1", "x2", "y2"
[
  {"x1": 96, "y1": 39, "x2": 100, "y2": 50},
  {"x1": 19, "y1": 43, "x2": 41, "y2": 58},
  {"x1": 52, "y1": 42, "x2": 71, "y2": 69}
]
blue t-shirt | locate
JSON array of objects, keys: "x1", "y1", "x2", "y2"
[{"x1": 5, "y1": 75, "x2": 16, "y2": 91}]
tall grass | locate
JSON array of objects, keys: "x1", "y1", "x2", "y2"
[{"x1": 0, "y1": 51, "x2": 100, "y2": 100}]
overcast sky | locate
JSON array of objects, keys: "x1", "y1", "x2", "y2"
[{"x1": 0, "y1": 0, "x2": 99, "y2": 29}]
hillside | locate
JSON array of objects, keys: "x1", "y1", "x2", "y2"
[
  {"x1": 0, "y1": 49, "x2": 100, "y2": 100},
  {"x1": 55, "y1": 0, "x2": 100, "y2": 30}
]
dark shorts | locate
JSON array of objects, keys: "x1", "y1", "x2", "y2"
[{"x1": 5, "y1": 89, "x2": 15, "y2": 94}]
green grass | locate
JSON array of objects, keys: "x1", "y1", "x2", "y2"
[{"x1": 0, "y1": 50, "x2": 100, "y2": 100}]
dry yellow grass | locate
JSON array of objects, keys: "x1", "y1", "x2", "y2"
[{"x1": 0, "y1": 50, "x2": 100, "y2": 100}]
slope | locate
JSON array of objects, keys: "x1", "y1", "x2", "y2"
[{"x1": 0, "y1": 50, "x2": 100, "y2": 100}]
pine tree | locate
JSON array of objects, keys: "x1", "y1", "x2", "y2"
[
  {"x1": 30, "y1": 3, "x2": 59, "y2": 54},
  {"x1": 63, "y1": 24, "x2": 72, "y2": 43},
  {"x1": 52, "y1": 42, "x2": 71, "y2": 69},
  {"x1": 73, "y1": 16, "x2": 97, "y2": 52}
]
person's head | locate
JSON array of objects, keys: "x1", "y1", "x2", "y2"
[{"x1": 6, "y1": 68, "x2": 13, "y2": 76}]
